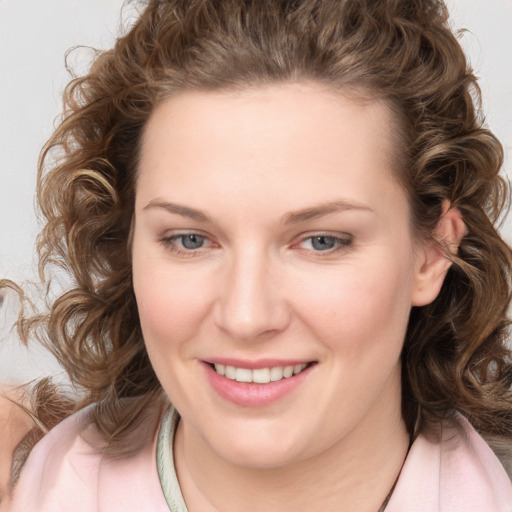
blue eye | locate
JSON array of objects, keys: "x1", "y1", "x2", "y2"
[
  {"x1": 177, "y1": 234, "x2": 206, "y2": 250},
  {"x1": 310, "y1": 236, "x2": 337, "y2": 251},
  {"x1": 300, "y1": 234, "x2": 352, "y2": 252},
  {"x1": 160, "y1": 233, "x2": 209, "y2": 254}
]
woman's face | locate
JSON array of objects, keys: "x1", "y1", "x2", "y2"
[{"x1": 132, "y1": 83, "x2": 432, "y2": 469}]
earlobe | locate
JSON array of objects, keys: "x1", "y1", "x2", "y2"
[{"x1": 411, "y1": 202, "x2": 466, "y2": 307}]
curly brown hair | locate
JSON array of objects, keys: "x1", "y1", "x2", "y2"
[{"x1": 15, "y1": 0, "x2": 512, "y2": 455}]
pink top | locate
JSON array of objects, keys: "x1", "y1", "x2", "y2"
[
  {"x1": 4, "y1": 406, "x2": 512, "y2": 511},
  {"x1": 386, "y1": 416, "x2": 512, "y2": 511}
]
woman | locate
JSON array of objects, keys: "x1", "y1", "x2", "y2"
[{"x1": 3, "y1": 0, "x2": 512, "y2": 510}]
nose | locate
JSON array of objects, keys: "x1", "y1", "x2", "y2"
[{"x1": 213, "y1": 247, "x2": 291, "y2": 342}]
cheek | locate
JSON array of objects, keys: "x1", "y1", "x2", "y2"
[
  {"x1": 132, "y1": 262, "x2": 215, "y2": 404},
  {"x1": 294, "y1": 255, "x2": 415, "y2": 357},
  {"x1": 132, "y1": 256, "x2": 214, "y2": 353}
]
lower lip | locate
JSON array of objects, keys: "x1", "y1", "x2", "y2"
[{"x1": 203, "y1": 363, "x2": 314, "y2": 407}]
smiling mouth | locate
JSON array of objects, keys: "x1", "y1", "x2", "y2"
[{"x1": 210, "y1": 362, "x2": 315, "y2": 384}]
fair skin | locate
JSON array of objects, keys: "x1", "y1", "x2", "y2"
[
  {"x1": 132, "y1": 82, "x2": 461, "y2": 512},
  {"x1": 0, "y1": 388, "x2": 33, "y2": 506}
]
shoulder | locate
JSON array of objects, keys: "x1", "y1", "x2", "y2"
[
  {"x1": 438, "y1": 415, "x2": 512, "y2": 509},
  {"x1": 5, "y1": 405, "x2": 170, "y2": 512},
  {"x1": 387, "y1": 414, "x2": 512, "y2": 511},
  {"x1": 3, "y1": 406, "x2": 98, "y2": 511}
]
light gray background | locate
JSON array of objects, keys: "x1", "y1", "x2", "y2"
[{"x1": 1, "y1": 0, "x2": 511, "y2": 384}]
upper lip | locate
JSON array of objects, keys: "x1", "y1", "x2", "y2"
[{"x1": 203, "y1": 357, "x2": 316, "y2": 369}]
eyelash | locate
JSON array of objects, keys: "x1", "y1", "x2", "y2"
[
  {"x1": 295, "y1": 234, "x2": 353, "y2": 254},
  {"x1": 159, "y1": 233, "x2": 215, "y2": 257},
  {"x1": 159, "y1": 232, "x2": 353, "y2": 256}
]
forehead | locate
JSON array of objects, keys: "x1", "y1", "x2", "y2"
[
  {"x1": 136, "y1": 83, "x2": 405, "y2": 217},
  {"x1": 140, "y1": 83, "x2": 396, "y2": 159}
]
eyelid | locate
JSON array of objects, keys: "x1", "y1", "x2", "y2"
[
  {"x1": 160, "y1": 228, "x2": 213, "y2": 242},
  {"x1": 158, "y1": 229, "x2": 353, "y2": 256},
  {"x1": 292, "y1": 231, "x2": 353, "y2": 253},
  {"x1": 159, "y1": 230, "x2": 220, "y2": 255}
]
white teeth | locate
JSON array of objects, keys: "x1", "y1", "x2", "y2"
[
  {"x1": 214, "y1": 363, "x2": 309, "y2": 383},
  {"x1": 252, "y1": 368, "x2": 271, "y2": 384},
  {"x1": 235, "y1": 368, "x2": 252, "y2": 382},
  {"x1": 283, "y1": 366, "x2": 294, "y2": 378},
  {"x1": 270, "y1": 366, "x2": 283, "y2": 381}
]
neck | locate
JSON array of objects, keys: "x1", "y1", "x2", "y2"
[{"x1": 174, "y1": 380, "x2": 409, "y2": 512}]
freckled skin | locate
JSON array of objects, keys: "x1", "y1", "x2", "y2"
[{"x1": 131, "y1": 83, "x2": 447, "y2": 511}]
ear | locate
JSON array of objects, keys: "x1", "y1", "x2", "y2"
[{"x1": 411, "y1": 202, "x2": 466, "y2": 307}]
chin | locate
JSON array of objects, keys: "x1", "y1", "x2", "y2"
[
  {"x1": 200, "y1": 415, "x2": 317, "y2": 470},
  {"x1": 217, "y1": 437, "x2": 304, "y2": 470}
]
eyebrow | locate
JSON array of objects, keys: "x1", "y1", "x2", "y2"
[
  {"x1": 143, "y1": 198, "x2": 373, "y2": 224},
  {"x1": 143, "y1": 200, "x2": 212, "y2": 223},
  {"x1": 282, "y1": 199, "x2": 374, "y2": 224}
]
